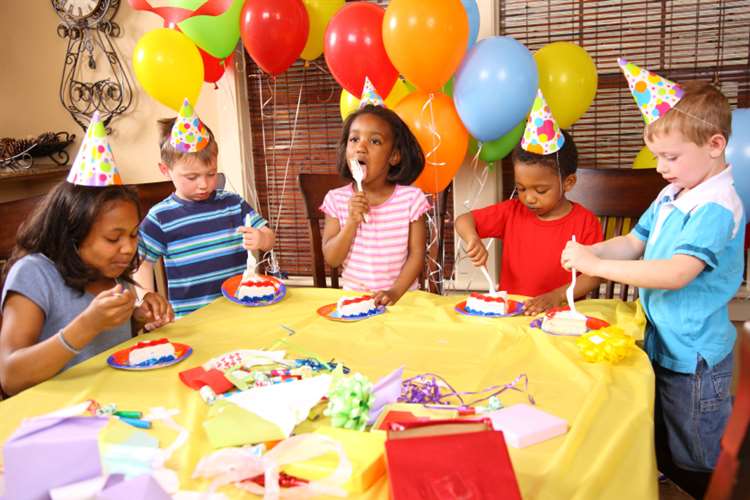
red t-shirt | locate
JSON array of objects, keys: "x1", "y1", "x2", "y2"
[{"x1": 471, "y1": 199, "x2": 603, "y2": 297}]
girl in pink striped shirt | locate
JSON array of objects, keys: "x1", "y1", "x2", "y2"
[{"x1": 321, "y1": 105, "x2": 431, "y2": 306}]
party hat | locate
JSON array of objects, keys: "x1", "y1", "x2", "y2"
[
  {"x1": 170, "y1": 98, "x2": 211, "y2": 153},
  {"x1": 618, "y1": 58, "x2": 684, "y2": 124},
  {"x1": 521, "y1": 89, "x2": 565, "y2": 155},
  {"x1": 67, "y1": 112, "x2": 123, "y2": 187},
  {"x1": 359, "y1": 77, "x2": 385, "y2": 108}
]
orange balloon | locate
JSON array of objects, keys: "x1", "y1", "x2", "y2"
[
  {"x1": 383, "y1": 0, "x2": 468, "y2": 93},
  {"x1": 395, "y1": 91, "x2": 468, "y2": 194}
]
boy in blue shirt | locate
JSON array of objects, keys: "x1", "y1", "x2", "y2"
[
  {"x1": 134, "y1": 99, "x2": 275, "y2": 317},
  {"x1": 562, "y1": 60, "x2": 745, "y2": 497}
]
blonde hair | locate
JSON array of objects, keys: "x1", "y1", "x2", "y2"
[
  {"x1": 645, "y1": 80, "x2": 732, "y2": 146},
  {"x1": 157, "y1": 117, "x2": 218, "y2": 168}
]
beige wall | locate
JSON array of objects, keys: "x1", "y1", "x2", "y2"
[{"x1": 0, "y1": 1, "x2": 243, "y2": 201}]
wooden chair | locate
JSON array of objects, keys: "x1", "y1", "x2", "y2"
[
  {"x1": 567, "y1": 168, "x2": 667, "y2": 300},
  {"x1": 298, "y1": 173, "x2": 452, "y2": 293},
  {"x1": 706, "y1": 322, "x2": 750, "y2": 500}
]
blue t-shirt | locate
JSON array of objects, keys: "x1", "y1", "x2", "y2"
[
  {"x1": 1, "y1": 253, "x2": 133, "y2": 370},
  {"x1": 138, "y1": 190, "x2": 267, "y2": 318},
  {"x1": 632, "y1": 167, "x2": 745, "y2": 373}
]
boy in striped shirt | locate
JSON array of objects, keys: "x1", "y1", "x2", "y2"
[{"x1": 134, "y1": 100, "x2": 274, "y2": 318}]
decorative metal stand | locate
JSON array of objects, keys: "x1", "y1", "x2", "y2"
[
  {"x1": 52, "y1": 0, "x2": 133, "y2": 131},
  {"x1": 0, "y1": 132, "x2": 76, "y2": 171}
]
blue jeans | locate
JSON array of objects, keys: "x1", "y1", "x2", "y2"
[{"x1": 654, "y1": 351, "x2": 734, "y2": 473}]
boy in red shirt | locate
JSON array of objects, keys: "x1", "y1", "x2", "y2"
[{"x1": 455, "y1": 90, "x2": 602, "y2": 315}]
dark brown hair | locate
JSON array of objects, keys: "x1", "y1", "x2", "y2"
[
  {"x1": 157, "y1": 117, "x2": 218, "y2": 167},
  {"x1": 336, "y1": 105, "x2": 425, "y2": 185},
  {"x1": 3, "y1": 182, "x2": 142, "y2": 293},
  {"x1": 511, "y1": 130, "x2": 578, "y2": 178}
]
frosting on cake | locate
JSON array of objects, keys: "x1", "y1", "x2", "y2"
[
  {"x1": 128, "y1": 338, "x2": 176, "y2": 366},
  {"x1": 465, "y1": 291, "x2": 508, "y2": 316},
  {"x1": 542, "y1": 309, "x2": 588, "y2": 335},
  {"x1": 336, "y1": 295, "x2": 378, "y2": 318},
  {"x1": 236, "y1": 275, "x2": 278, "y2": 303}
]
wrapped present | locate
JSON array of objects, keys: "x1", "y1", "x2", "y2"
[
  {"x1": 283, "y1": 426, "x2": 386, "y2": 494},
  {"x1": 385, "y1": 421, "x2": 521, "y2": 500},
  {"x1": 3, "y1": 415, "x2": 108, "y2": 499},
  {"x1": 576, "y1": 326, "x2": 635, "y2": 363},
  {"x1": 486, "y1": 403, "x2": 568, "y2": 448}
]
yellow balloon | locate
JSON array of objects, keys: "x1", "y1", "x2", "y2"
[
  {"x1": 633, "y1": 145, "x2": 658, "y2": 169},
  {"x1": 301, "y1": 0, "x2": 345, "y2": 61},
  {"x1": 133, "y1": 28, "x2": 203, "y2": 111},
  {"x1": 339, "y1": 79, "x2": 412, "y2": 121},
  {"x1": 534, "y1": 42, "x2": 597, "y2": 129}
]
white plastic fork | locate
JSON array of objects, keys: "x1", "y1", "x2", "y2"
[
  {"x1": 243, "y1": 213, "x2": 257, "y2": 278},
  {"x1": 479, "y1": 265, "x2": 496, "y2": 296},
  {"x1": 565, "y1": 235, "x2": 585, "y2": 317},
  {"x1": 349, "y1": 158, "x2": 368, "y2": 223}
]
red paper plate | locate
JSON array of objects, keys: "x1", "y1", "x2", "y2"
[
  {"x1": 317, "y1": 303, "x2": 386, "y2": 322},
  {"x1": 454, "y1": 298, "x2": 524, "y2": 318},
  {"x1": 107, "y1": 342, "x2": 192, "y2": 371},
  {"x1": 221, "y1": 274, "x2": 286, "y2": 307}
]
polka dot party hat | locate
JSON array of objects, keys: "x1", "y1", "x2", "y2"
[
  {"x1": 521, "y1": 88, "x2": 565, "y2": 155},
  {"x1": 170, "y1": 98, "x2": 210, "y2": 153},
  {"x1": 66, "y1": 111, "x2": 123, "y2": 187},
  {"x1": 618, "y1": 57, "x2": 684, "y2": 124},
  {"x1": 359, "y1": 77, "x2": 385, "y2": 108}
]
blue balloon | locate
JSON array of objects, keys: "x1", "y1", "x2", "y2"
[
  {"x1": 453, "y1": 36, "x2": 538, "y2": 142},
  {"x1": 726, "y1": 108, "x2": 750, "y2": 216},
  {"x1": 461, "y1": 0, "x2": 480, "y2": 49}
]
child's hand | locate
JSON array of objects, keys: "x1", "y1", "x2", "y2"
[
  {"x1": 524, "y1": 290, "x2": 565, "y2": 316},
  {"x1": 373, "y1": 288, "x2": 400, "y2": 307},
  {"x1": 238, "y1": 226, "x2": 263, "y2": 250},
  {"x1": 134, "y1": 292, "x2": 175, "y2": 331},
  {"x1": 82, "y1": 284, "x2": 136, "y2": 332},
  {"x1": 561, "y1": 241, "x2": 599, "y2": 276},
  {"x1": 347, "y1": 191, "x2": 369, "y2": 225},
  {"x1": 464, "y1": 236, "x2": 488, "y2": 267}
]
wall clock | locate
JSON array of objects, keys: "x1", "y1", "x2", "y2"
[{"x1": 51, "y1": 0, "x2": 133, "y2": 131}]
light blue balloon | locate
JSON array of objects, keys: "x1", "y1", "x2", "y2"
[
  {"x1": 453, "y1": 36, "x2": 538, "y2": 142},
  {"x1": 461, "y1": 0, "x2": 480, "y2": 49},
  {"x1": 727, "y1": 108, "x2": 750, "y2": 216}
]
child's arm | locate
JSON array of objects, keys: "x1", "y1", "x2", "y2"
[
  {"x1": 0, "y1": 285, "x2": 135, "y2": 395},
  {"x1": 562, "y1": 240, "x2": 705, "y2": 290},
  {"x1": 373, "y1": 216, "x2": 427, "y2": 306},
  {"x1": 454, "y1": 212, "x2": 488, "y2": 266},
  {"x1": 589, "y1": 233, "x2": 646, "y2": 261},
  {"x1": 239, "y1": 226, "x2": 275, "y2": 251},
  {"x1": 322, "y1": 191, "x2": 368, "y2": 268},
  {"x1": 133, "y1": 260, "x2": 155, "y2": 300},
  {"x1": 524, "y1": 274, "x2": 601, "y2": 316}
]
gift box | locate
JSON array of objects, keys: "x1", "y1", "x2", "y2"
[
  {"x1": 385, "y1": 421, "x2": 521, "y2": 500},
  {"x1": 283, "y1": 426, "x2": 386, "y2": 493},
  {"x1": 3, "y1": 415, "x2": 108, "y2": 500},
  {"x1": 486, "y1": 403, "x2": 568, "y2": 448}
]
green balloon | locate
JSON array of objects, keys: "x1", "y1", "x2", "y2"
[
  {"x1": 177, "y1": 0, "x2": 243, "y2": 59},
  {"x1": 402, "y1": 76, "x2": 453, "y2": 97},
  {"x1": 469, "y1": 120, "x2": 526, "y2": 163}
]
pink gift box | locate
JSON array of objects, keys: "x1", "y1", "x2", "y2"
[{"x1": 487, "y1": 404, "x2": 568, "y2": 448}]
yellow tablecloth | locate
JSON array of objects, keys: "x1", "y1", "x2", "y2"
[{"x1": 0, "y1": 289, "x2": 657, "y2": 499}]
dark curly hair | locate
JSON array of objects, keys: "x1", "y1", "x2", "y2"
[
  {"x1": 3, "y1": 182, "x2": 142, "y2": 293},
  {"x1": 511, "y1": 130, "x2": 578, "y2": 178},
  {"x1": 336, "y1": 105, "x2": 425, "y2": 185}
]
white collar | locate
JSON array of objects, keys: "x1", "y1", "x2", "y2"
[{"x1": 661, "y1": 166, "x2": 735, "y2": 214}]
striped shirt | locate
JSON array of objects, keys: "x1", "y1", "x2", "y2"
[
  {"x1": 139, "y1": 190, "x2": 267, "y2": 318},
  {"x1": 320, "y1": 183, "x2": 431, "y2": 292}
]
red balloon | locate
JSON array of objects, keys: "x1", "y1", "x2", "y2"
[
  {"x1": 200, "y1": 48, "x2": 233, "y2": 83},
  {"x1": 240, "y1": 0, "x2": 309, "y2": 76},
  {"x1": 324, "y1": 3, "x2": 397, "y2": 98}
]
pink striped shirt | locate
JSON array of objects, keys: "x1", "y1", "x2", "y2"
[{"x1": 320, "y1": 183, "x2": 431, "y2": 292}]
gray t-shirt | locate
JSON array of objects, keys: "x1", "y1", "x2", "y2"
[{"x1": 1, "y1": 253, "x2": 133, "y2": 370}]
